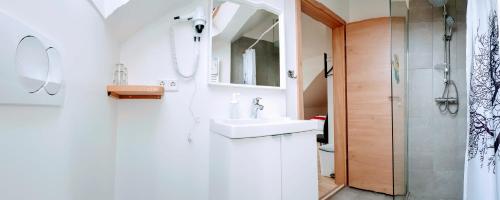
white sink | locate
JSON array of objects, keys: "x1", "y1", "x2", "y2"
[{"x1": 210, "y1": 118, "x2": 320, "y2": 139}]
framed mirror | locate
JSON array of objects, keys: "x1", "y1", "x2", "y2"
[{"x1": 209, "y1": 0, "x2": 285, "y2": 89}]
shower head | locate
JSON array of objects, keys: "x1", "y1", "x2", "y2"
[
  {"x1": 446, "y1": 15, "x2": 455, "y2": 26},
  {"x1": 429, "y1": 0, "x2": 449, "y2": 16},
  {"x1": 445, "y1": 15, "x2": 455, "y2": 37},
  {"x1": 428, "y1": 0, "x2": 448, "y2": 7}
]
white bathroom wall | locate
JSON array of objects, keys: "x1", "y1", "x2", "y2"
[
  {"x1": 318, "y1": 0, "x2": 349, "y2": 21},
  {"x1": 90, "y1": 0, "x2": 130, "y2": 18},
  {"x1": 348, "y1": 0, "x2": 390, "y2": 22},
  {"x1": 284, "y1": 0, "x2": 300, "y2": 118},
  {"x1": 90, "y1": 0, "x2": 106, "y2": 16},
  {"x1": 0, "y1": 0, "x2": 119, "y2": 200},
  {"x1": 301, "y1": 14, "x2": 332, "y2": 89},
  {"x1": 103, "y1": 0, "x2": 129, "y2": 17},
  {"x1": 312, "y1": 0, "x2": 393, "y2": 24},
  {"x1": 113, "y1": 0, "x2": 287, "y2": 199}
]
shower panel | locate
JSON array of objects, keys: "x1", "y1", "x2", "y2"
[
  {"x1": 432, "y1": 0, "x2": 460, "y2": 114},
  {"x1": 404, "y1": 0, "x2": 467, "y2": 199}
]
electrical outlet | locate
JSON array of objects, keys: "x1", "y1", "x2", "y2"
[{"x1": 160, "y1": 79, "x2": 179, "y2": 92}]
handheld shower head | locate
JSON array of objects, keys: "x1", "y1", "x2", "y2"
[
  {"x1": 428, "y1": 0, "x2": 448, "y2": 7},
  {"x1": 445, "y1": 15, "x2": 455, "y2": 37}
]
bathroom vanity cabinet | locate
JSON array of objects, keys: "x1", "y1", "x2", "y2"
[
  {"x1": 209, "y1": 119, "x2": 319, "y2": 200},
  {"x1": 280, "y1": 132, "x2": 318, "y2": 200}
]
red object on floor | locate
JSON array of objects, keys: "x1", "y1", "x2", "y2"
[{"x1": 310, "y1": 116, "x2": 326, "y2": 120}]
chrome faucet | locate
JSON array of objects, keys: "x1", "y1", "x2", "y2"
[{"x1": 251, "y1": 97, "x2": 264, "y2": 119}]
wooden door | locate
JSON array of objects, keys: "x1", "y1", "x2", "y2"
[{"x1": 346, "y1": 17, "x2": 393, "y2": 194}]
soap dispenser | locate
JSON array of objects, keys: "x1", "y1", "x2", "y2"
[{"x1": 230, "y1": 93, "x2": 240, "y2": 119}]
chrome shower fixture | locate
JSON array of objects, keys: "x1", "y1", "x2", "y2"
[
  {"x1": 432, "y1": 0, "x2": 459, "y2": 115},
  {"x1": 445, "y1": 15, "x2": 455, "y2": 39}
]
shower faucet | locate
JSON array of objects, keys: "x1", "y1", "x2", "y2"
[{"x1": 429, "y1": 0, "x2": 459, "y2": 115}]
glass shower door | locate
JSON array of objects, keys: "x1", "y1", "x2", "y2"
[
  {"x1": 391, "y1": 1, "x2": 408, "y2": 199},
  {"x1": 403, "y1": 0, "x2": 467, "y2": 199}
]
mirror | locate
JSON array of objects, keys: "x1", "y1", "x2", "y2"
[
  {"x1": 45, "y1": 47, "x2": 63, "y2": 95},
  {"x1": 210, "y1": 0, "x2": 283, "y2": 88},
  {"x1": 15, "y1": 36, "x2": 50, "y2": 93}
]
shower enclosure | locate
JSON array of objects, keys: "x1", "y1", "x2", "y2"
[
  {"x1": 331, "y1": 0, "x2": 465, "y2": 199},
  {"x1": 392, "y1": 0, "x2": 467, "y2": 199}
]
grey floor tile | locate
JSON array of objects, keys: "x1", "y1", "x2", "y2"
[
  {"x1": 328, "y1": 187, "x2": 392, "y2": 200},
  {"x1": 328, "y1": 187, "x2": 360, "y2": 200}
]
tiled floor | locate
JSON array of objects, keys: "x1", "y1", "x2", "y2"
[{"x1": 328, "y1": 187, "x2": 393, "y2": 200}]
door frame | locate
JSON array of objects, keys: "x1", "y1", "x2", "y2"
[{"x1": 295, "y1": 0, "x2": 348, "y2": 197}]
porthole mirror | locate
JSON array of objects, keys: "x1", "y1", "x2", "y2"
[
  {"x1": 45, "y1": 47, "x2": 63, "y2": 95},
  {"x1": 15, "y1": 36, "x2": 49, "y2": 93}
]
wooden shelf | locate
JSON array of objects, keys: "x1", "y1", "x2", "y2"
[{"x1": 107, "y1": 85, "x2": 164, "y2": 99}]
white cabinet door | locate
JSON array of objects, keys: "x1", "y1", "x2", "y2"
[
  {"x1": 281, "y1": 132, "x2": 318, "y2": 200},
  {"x1": 228, "y1": 135, "x2": 282, "y2": 200}
]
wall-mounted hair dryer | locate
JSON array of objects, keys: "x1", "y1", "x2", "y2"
[
  {"x1": 174, "y1": 6, "x2": 206, "y2": 42},
  {"x1": 170, "y1": 6, "x2": 207, "y2": 142}
]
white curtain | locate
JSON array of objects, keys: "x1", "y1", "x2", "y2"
[
  {"x1": 243, "y1": 49, "x2": 256, "y2": 85},
  {"x1": 465, "y1": 0, "x2": 500, "y2": 199}
]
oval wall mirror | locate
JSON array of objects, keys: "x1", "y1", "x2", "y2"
[
  {"x1": 45, "y1": 47, "x2": 63, "y2": 95},
  {"x1": 15, "y1": 36, "x2": 49, "y2": 93}
]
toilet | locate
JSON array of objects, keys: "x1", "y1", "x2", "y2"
[{"x1": 319, "y1": 144, "x2": 334, "y2": 177}]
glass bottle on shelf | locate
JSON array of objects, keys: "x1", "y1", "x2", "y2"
[{"x1": 113, "y1": 63, "x2": 128, "y2": 85}]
